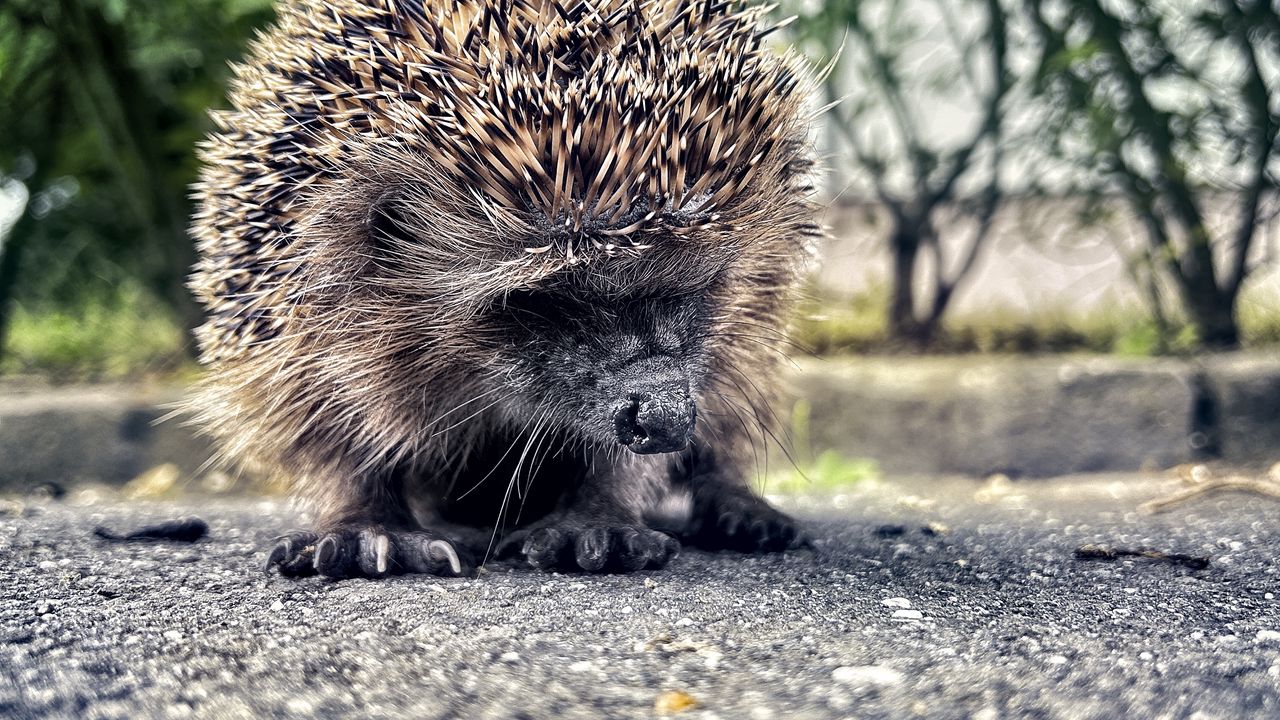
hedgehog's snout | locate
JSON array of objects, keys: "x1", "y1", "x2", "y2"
[{"x1": 612, "y1": 388, "x2": 696, "y2": 455}]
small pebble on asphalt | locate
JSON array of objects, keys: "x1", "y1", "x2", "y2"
[{"x1": 831, "y1": 665, "x2": 906, "y2": 687}]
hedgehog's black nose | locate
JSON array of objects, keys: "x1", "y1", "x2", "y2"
[{"x1": 613, "y1": 389, "x2": 696, "y2": 454}]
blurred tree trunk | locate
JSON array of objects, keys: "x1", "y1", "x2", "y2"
[
  {"x1": 0, "y1": 212, "x2": 33, "y2": 357},
  {"x1": 887, "y1": 220, "x2": 924, "y2": 344},
  {"x1": 814, "y1": 0, "x2": 1009, "y2": 350},
  {"x1": 1025, "y1": 0, "x2": 1278, "y2": 352}
]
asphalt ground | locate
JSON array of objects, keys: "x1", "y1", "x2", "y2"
[{"x1": 1, "y1": 473, "x2": 1279, "y2": 719}]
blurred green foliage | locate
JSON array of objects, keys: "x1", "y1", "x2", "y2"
[
  {"x1": 785, "y1": 0, "x2": 1278, "y2": 353},
  {"x1": 783, "y1": 0, "x2": 1011, "y2": 348},
  {"x1": 0, "y1": 0, "x2": 275, "y2": 372}
]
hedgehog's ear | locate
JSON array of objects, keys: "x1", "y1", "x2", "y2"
[{"x1": 366, "y1": 190, "x2": 413, "y2": 254}]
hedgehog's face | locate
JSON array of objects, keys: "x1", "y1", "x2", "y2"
[
  {"x1": 360, "y1": 182, "x2": 804, "y2": 456},
  {"x1": 481, "y1": 255, "x2": 725, "y2": 455}
]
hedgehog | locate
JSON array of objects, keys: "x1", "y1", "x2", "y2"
[{"x1": 189, "y1": 0, "x2": 822, "y2": 578}]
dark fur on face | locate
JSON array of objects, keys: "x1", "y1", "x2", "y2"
[
  {"x1": 189, "y1": 0, "x2": 821, "y2": 577},
  {"x1": 484, "y1": 257, "x2": 718, "y2": 451}
]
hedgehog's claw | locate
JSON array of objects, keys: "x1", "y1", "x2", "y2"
[
  {"x1": 265, "y1": 527, "x2": 470, "y2": 579},
  {"x1": 265, "y1": 531, "x2": 320, "y2": 577},
  {"x1": 370, "y1": 533, "x2": 391, "y2": 575},
  {"x1": 504, "y1": 520, "x2": 679, "y2": 573}
]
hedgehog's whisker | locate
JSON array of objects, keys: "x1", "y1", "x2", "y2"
[
  {"x1": 484, "y1": 400, "x2": 557, "y2": 564},
  {"x1": 717, "y1": 359, "x2": 797, "y2": 455},
  {"x1": 514, "y1": 403, "x2": 568, "y2": 528},
  {"x1": 418, "y1": 384, "x2": 508, "y2": 436},
  {"x1": 425, "y1": 389, "x2": 517, "y2": 441}
]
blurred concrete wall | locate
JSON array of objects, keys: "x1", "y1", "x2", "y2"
[
  {"x1": 2, "y1": 355, "x2": 1277, "y2": 490},
  {"x1": 816, "y1": 195, "x2": 1280, "y2": 317}
]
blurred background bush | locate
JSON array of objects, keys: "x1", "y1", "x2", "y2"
[
  {"x1": 0, "y1": 0, "x2": 1277, "y2": 381},
  {"x1": 0, "y1": 0, "x2": 273, "y2": 379}
]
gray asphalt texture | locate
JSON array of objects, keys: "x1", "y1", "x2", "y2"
[{"x1": 2, "y1": 475, "x2": 1279, "y2": 720}]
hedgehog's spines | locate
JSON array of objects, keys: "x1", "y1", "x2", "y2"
[{"x1": 190, "y1": 0, "x2": 819, "y2": 487}]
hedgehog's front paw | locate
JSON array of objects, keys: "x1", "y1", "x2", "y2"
[
  {"x1": 265, "y1": 527, "x2": 471, "y2": 579},
  {"x1": 687, "y1": 491, "x2": 808, "y2": 553},
  {"x1": 502, "y1": 522, "x2": 679, "y2": 573}
]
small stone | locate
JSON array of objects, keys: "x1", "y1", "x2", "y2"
[
  {"x1": 123, "y1": 464, "x2": 182, "y2": 499},
  {"x1": 826, "y1": 693, "x2": 854, "y2": 711},
  {"x1": 654, "y1": 690, "x2": 698, "y2": 715},
  {"x1": 568, "y1": 660, "x2": 594, "y2": 672},
  {"x1": 1255, "y1": 630, "x2": 1280, "y2": 643},
  {"x1": 1046, "y1": 654, "x2": 1068, "y2": 665},
  {"x1": 891, "y1": 609, "x2": 924, "y2": 621},
  {"x1": 498, "y1": 651, "x2": 521, "y2": 664},
  {"x1": 163, "y1": 630, "x2": 184, "y2": 642},
  {"x1": 831, "y1": 665, "x2": 905, "y2": 687},
  {"x1": 269, "y1": 600, "x2": 285, "y2": 612},
  {"x1": 881, "y1": 598, "x2": 911, "y2": 609},
  {"x1": 675, "y1": 617, "x2": 694, "y2": 627},
  {"x1": 37, "y1": 561, "x2": 57, "y2": 572}
]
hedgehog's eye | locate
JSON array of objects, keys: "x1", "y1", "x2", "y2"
[
  {"x1": 502, "y1": 289, "x2": 550, "y2": 318},
  {"x1": 500, "y1": 288, "x2": 579, "y2": 326}
]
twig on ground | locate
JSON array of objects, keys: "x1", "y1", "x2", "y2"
[
  {"x1": 1138, "y1": 463, "x2": 1280, "y2": 515},
  {"x1": 1073, "y1": 544, "x2": 1210, "y2": 571},
  {"x1": 93, "y1": 517, "x2": 209, "y2": 543}
]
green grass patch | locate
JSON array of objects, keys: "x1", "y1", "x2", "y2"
[
  {"x1": 766, "y1": 449, "x2": 881, "y2": 495},
  {"x1": 1241, "y1": 289, "x2": 1280, "y2": 346},
  {"x1": 762, "y1": 398, "x2": 881, "y2": 495},
  {"x1": 790, "y1": 281, "x2": 891, "y2": 355},
  {"x1": 1, "y1": 276, "x2": 1276, "y2": 381},
  {"x1": 793, "y1": 283, "x2": 1280, "y2": 356},
  {"x1": 1, "y1": 286, "x2": 191, "y2": 382}
]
